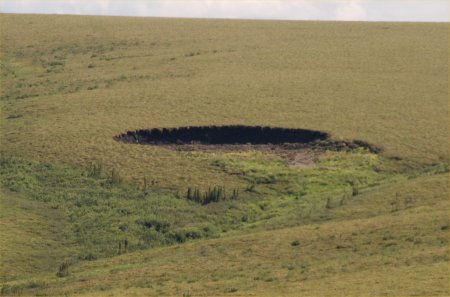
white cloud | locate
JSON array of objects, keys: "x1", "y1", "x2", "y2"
[
  {"x1": 122, "y1": 0, "x2": 321, "y2": 20},
  {"x1": 0, "y1": 0, "x2": 447, "y2": 22},
  {"x1": 334, "y1": 0, "x2": 367, "y2": 21}
]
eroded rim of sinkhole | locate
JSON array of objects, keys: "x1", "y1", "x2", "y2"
[{"x1": 114, "y1": 125, "x2": 330, "y2": 146}]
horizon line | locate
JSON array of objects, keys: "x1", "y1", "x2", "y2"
[{"x1": 1, "y1": 12, "x2": 448, "y2": 23}]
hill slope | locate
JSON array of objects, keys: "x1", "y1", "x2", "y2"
[
  {"x1": 1, "y1": 14, "x2": 448, "y2": 189},
  {"x1": 2, "y1": 173, "x2": 448, "y2": 296},
  {"x1": 0, "y1": 14, "x2": 448, "y2": 296}
]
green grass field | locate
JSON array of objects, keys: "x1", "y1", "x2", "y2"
[{"x1": 0, "y1": 14, "x2": 448, "y2": 296}]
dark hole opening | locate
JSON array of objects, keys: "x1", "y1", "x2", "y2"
[{"x1": 114, "y1": 125, "x2": 329, "y2": 145}]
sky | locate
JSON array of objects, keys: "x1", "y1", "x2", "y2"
[{"x1": 0, "y1": 0, "x2": 448, "y2": 22}]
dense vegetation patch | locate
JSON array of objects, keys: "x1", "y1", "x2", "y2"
[
  {"x1": 0, "y1": 148, "x2": 404, "y2": 263},
  {"x1": 0, "y1": 156, "x2": 215, "y2": 259}
]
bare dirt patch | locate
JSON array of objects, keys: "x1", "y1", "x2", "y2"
[{"x1": 287, "y1": 152, "x2": 317, "y2": 168}]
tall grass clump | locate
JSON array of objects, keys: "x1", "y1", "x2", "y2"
[{"x1": 186, "y1": 186, "x2": 239, "y2": 205}]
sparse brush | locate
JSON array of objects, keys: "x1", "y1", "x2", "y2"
[
  {"x1": 109, "y1": 168, "x2": 122, "y2": 184},
  {"x1": 245, "y1": 183, "x2": 255, "y2": 192},
  {"x1": 56, "y1": 262, "x2": 70, "y2": 277},
  {"x1": 87, "y1": 162, "x2": 102, "y2": 178},
  {"x1": 185, "y1": 186, "x2": 239, "y2": 205}
]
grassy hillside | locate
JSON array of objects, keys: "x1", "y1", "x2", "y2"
[
  {"x1": 2, "y1": 173, "x2": 448, "y2": 296},
  {"x1": 1, "y1": 14, "x2": 448, "y2": 189},
  {"x1": 0, "y1": 14, "x2": 448, "y2": 296},
  {"x1": 0, "y1": 189, "x2": 73, "y2": 282}
]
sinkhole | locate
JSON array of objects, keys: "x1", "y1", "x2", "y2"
[{"x1": 114, "y1": 125, "x2": 330, "y2": 145}]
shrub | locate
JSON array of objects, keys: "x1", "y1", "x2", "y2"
[
  {"x1": 109, "y1": 168, "x2": 121, "y2": 185},
  {"x1": 57, "y1": 262, "x2": 70, "y2": 277},
  {"x1": 186, "y1": 186, "x2": 238, "y2": 205},
  {"x1": 138, "y1": 218, "x2": 170, "y2": 233},
  {"x1": 79, "y1": 252, "x2": 97, "y2": 261},
  {"x1": 87, "y1": 162, "x2": 102, "y2": 178},
  {"x1": 119, "y1": 223, "x2": 128, "y2": 231},
  {"x1": 231, "y1": 188, "x2": 239, "y2": 199},
  {"x1": 1, "y1": 284, "x2": 22, "y2": 295},
  {"x1": 245, "y1": 183, "x2": 255, "y2": 192},
  {"x1": 291, "y1": 240, "x2": 300, "y2": 246},
  {"x1": 172, "y1": 231, "x2": 186, "y2": 243},
  {"x1": 170, "y1": 227, "x2": 203, "y2": 243},
  {"x1": 118, "y1": 239, "x2": 129, "y2": 254},
  {"x1": 227, "y1": 288, "x2": 238, "y2": 293},
  {"x1": 142, "y1": 176, "x2": 149, "y2": 193}
]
